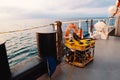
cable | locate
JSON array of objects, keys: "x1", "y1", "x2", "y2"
[{"x1": 0, "y1": 24, "x2": 50, "y2": 34}]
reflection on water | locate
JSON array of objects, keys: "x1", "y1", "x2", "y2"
[
  {"x1": 6, "y1": 26, "x2": 56, "y2": 67},
  {"x1": 6, "y1": 31, "x2": 37, "y2": 66},
  {"x1": 0, "y1": 19, "x2": 55, "y2": 67}
]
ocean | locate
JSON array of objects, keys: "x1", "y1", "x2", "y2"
[{"x1": 0, "y1": 17, "x2": 115, "y2": 67}]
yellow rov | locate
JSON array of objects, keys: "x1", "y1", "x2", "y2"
[{"x1": 64, "y1": 33, "x2": 95, "y2": 67}]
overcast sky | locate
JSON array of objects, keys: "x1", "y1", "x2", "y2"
[{"x1": 0, "y1": 0, "x2": 116, "y2": 19}]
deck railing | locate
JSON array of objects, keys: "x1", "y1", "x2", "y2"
[
  {"x1": 0, "y1": 18, "x2": 115, "y2": 35},
  {"x1": 53, "y1": 18, "x2": 115, "y2": 37}
]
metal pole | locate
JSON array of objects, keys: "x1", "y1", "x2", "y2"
[
  {"x1": 86, "y1": 19, "x2": 89, "y2": 34},
  {"x1": 55, "y1": 21, "x2": 64, "y2": 64},
  {"x1": 79, "y1": 20, "x2": 83, "y2": 39},
  {"x1": 115, "y1": 15, "x2": 120, "y2": 36},
  {"x1": 90, "y1": 19, "x2": 93, "y2": 34}
]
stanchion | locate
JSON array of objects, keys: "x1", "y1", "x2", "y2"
[{"x1": 55, "y1": 21, "x2": 64, "y2": 63}]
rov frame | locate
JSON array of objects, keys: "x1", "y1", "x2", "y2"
[{"x1": 64, "y1": 35, "x2": 95, "y2": 68}]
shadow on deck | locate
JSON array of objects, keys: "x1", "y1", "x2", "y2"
[{"x1": 109, "y1": 28, "x2": 115, "y2": 36}]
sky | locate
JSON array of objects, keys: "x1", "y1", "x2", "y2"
[{"x1": 0, "y1": 0, "x2": 116, "y2": 20}]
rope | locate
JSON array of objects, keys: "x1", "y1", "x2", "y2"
[{"x1": 0, "y1": 24, "x2": 50, "y2": 34}]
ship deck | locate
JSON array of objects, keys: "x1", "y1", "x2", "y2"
[{"x1": 37, "y1": 35, "x2": 120, "y2": 80}]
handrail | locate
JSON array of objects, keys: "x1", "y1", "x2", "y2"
[
  {"x1": 62, "y1": 18, "x2": 113, "y2": 24},
  {"x1": 0, "y1": 18, "x2": 114, "y2": 34},
  {"x1": 0, "y1": 24, "x2": 50, "y2": 34}
]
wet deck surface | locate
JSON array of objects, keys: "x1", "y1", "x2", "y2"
[{"x1": 37, "y1": 36, "x2": 120, "y2": 80}]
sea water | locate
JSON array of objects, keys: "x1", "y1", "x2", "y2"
[{"x1": 0, "y1": 17, "x2": 115, "y2": 67}]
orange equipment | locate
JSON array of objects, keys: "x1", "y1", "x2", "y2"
[
  {"x1": 79, "y1": 28, "x2": 83, "y2": 39},
  {"x1": 65, "y1": 23, "x2": 79, "y2": 38}
]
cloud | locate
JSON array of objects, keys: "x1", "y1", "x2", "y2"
[{"x1": 0, "y1": 0, "x2": 116, "y2": 19}]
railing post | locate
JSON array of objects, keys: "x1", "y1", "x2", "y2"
[
  {"x1": 90, "y1": 19, "x2": 93, "y2": 33},
  {"x1": 0, "y1": 40, "x2": 12, "y2": 80},
  {"x1": 115, "y1": 16, "x2": 120, "y2": 36},
  {"x1": 78, "y1": 20, "x2": 83, "y2": 39},
  {"x1": 55, "y1": 21, "x2": 64, "y2": 62},
  {"x1": 50, "y1": 23, "x2": 56, "y2": 31},
  {"x1": 86, "y1": 19, "x2": 89, "y2": 34}
]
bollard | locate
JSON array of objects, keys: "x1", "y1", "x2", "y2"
[
  {"x1": 0, "y1": 40, "x2": 12, "y2": 80},
  {"x1": 36, "y1": 31, "x2": 57, "y2": 59},
  {"x1": 36, "y1": 31, "x2": 57, "y2": 77}
]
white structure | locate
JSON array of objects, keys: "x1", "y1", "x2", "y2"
[{"x1": 90, "y1": 21, "x2": 109, "y2": 40}]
